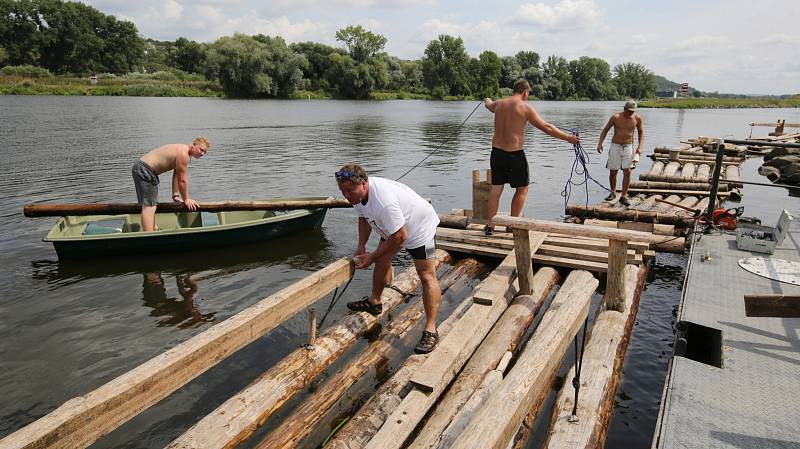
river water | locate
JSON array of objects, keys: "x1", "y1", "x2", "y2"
[{"x1": 1, "y1": 97, "x2": 798, "y2": 448}]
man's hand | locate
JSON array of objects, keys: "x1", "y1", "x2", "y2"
[
  {"x1": 172, "y1": 193, "x2": 183, "y2": 204},
  {"x1": 484, "y1": 97, "x2": 492, "y2": 106},
  {"x1": 353, "y1": 252, "x2": 376, "y2": 270},
  {"x1": 567, "y1": 134, "x2": 581, "y2": 145},
  {"x1": 597, "y1": 143, "x2": 604, "y2": 154},
  {"x1": 635, "y1": 147, "x2": 642, "y2": 155},
  {"x1": 354, "y1": 245, "x2": 366, "y2": 257},
  {"x1": 184, "y1": 198, "x2": 199, "y2": 211}
]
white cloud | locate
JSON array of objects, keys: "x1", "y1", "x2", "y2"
[
  {"x1": 757, "y1": 34, "x2": 799, "y2": 45},
  {"x1": 513, "y1": 0, "x2": 603, "y2": 30}
]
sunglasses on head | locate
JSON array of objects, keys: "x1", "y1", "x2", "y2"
[{"x1": 335, "y1": 169, "x2": 361, "y2": 181}]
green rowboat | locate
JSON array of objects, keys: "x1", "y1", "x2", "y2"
[{"x1": 44, "y1": 197, "x2": 330, "y2": 259}]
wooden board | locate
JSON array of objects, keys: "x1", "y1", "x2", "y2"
[
  {"x1": 436, "y1": 241, "x2": 611, "y2": 272},
  {"x1": 744, "y1": 294, "x2": 800, "y2": 318},
  {"x1": 491, "y1": 216, "x2": 651, "y2": 243}
]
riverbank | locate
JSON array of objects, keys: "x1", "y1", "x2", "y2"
[
  {"x1": 0, "y1": 75, "x2": 222, "y2": 97},
  {"x1": 640, "y1": 97, "x2": 800, "y2": 109}
]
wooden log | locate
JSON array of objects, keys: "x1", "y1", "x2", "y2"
[
  {"x1": 23, "y1": 198, "x2": 347, "y2": 217},
  {"x1": 638, "y1": 173, "x2": 709, "y2": 183},
  {"x1": 491, "y1": 216, "x2": 651, "y2": 243},
  {"x1": 652, "y1": 153, "x2": 743, "y2": 162},
  {"x1": 635, "y1": 194, "x2": 663, "y2": 212},
  {"x1": 662, "y1": 161, "x2": 681, "y2": 177},
  {"x1": 0, "y1": 258, "x2": 354, "y2": 449},
  {"x1": 542, "y1": 265, "x2": 648, "y2": 449},
  {"x1": 723, "y1": 138, "x2": 800, "y2": 149},
  {"x1": 744, "y1": 294, "x2": 800, "y2": 318},
  {"x1": 252, "y1": 259, "x2": 484, "y2": 449},
  {"x1": 584, "y1": 219, "x2": 674, "y2": 237},
  {"x1": 725, "y1": 164, "x2": 741, "y2": 182},
  {"x1": 679, "y1": 161, "x2": 697, "y2": 178},
  {"x1": 408, "y1": 269, "x2": 560, "y2": 449},
  {"x1": 457, "y1": 225, "x2": 652, "y2": 253},
  {"x1": 308, "y1": 308, "x2": 317, "y2": 346},
  {"x1": 620, "y1": 188, "x2": 728, "y2": 198},
  {"x1": 651, "y1": 194, "x2": 682, "y2": 213},
  {"x1": 628, "y1": 181, "x2": 726, "y2": 191},
  {"x1": 513, "y1": 229, "x2": 535, "y2": 295},
  {"x1": 650, "y1": 234, "x2": 686, "y2": 253},
  {"x1": 325, "y1": 274, "x2": 483, "y2": 449},
  {"x1": 166, "y1": 252, "x2": 450, "y2": 449},
  {"x1": 472, "y1": 169, "x2": 491, "y2": 220},
  {"x1": 448, "y1": 270, "x2": 599, "y2": 449},
  {"x1": 438, "y1": 214, "x2": 470, "y2": 229},
  {"x1": 565, "y1": 204, "x2": 696, "y2": 227},
  {"x1": 606, "y1": 240, "x2": 627, "y2": 311},
  {"x1": 696, "y1": 164, "x2": 711, "y2": 178},
  {"x1": 671, "y1": 196, "x2": 700, "y2": 216},
  {"x1": 648, "y1": 161, "x2": 665, "y2": 176}
]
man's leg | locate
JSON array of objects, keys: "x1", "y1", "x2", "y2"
[
  {"x1": 486, "y1": 184, "x2": 504, "y2": 228},
  {"x1": 510, "y1": 185, "x2": 529, "y2": 217},
  {"x1": 414, "y1": 258, "x2": 441, "y2": 333},
  {"x1": 369, "y1": 250, "x2": 395, "y2": 304},
  {"x1": 621, "y1": 168, "x2": 632, "y2": 197},
  {"x1": 141, "y1": 205, "x2": 157, "y2": 232}
]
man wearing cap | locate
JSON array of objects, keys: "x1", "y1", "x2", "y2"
[
  {"x1": 334, "y1": 164, "x2": 442, "y2": 354},
  {"x1": 597, "y1": 100, "x2": 644, "y2": 206}
]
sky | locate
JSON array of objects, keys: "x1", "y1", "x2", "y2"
[{"x1": 83, "y1": 0, "x2": 799, "y2": 95}]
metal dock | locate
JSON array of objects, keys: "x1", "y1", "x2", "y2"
[{"x1": 652, "y1": 213, "x2": 800, "y2": 449}]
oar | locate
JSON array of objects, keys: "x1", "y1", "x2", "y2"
[{"x1": 23, "y1": 198, "x2": 352, "y2": 217}]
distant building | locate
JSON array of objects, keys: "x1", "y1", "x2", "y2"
[{"x1": 656, "y1": 90, "x2": 677, "y2": 99}]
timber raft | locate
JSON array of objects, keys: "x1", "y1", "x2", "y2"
[{"x1": 2, "y1": 134, "x2": 798, "y2": 449}]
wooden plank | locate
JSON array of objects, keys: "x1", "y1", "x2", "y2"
[
  {"x1": 449, "y1": 271, "x2": 598, "y2": 449},
  {"x1": 406, "y1": 269, "x2": 560, "y2": 449},
  {"x1": 437, "y1": 227, "x2": 650, "y2": 252},
  {"x1": 492, "y1": 216, "x2": 651, "y2": 243},
  {"x1": 473, "y1": 232, "x2": 545, "y2": 305},
  {"x1": 513, "y1": 229, "x2": 535, "y2": 295},
  {"x1": 543, "y1": 265, "x2": 648, "y2": 449},
  {"x1": 436, "y1": 241, "x2": 612, "y2": 272},
  {"x1": 166, "y1": 252, "x2": 450, "y2": 449},
  {"x1": 0, "y1": 258, "x2": 354, "y2": 449},
  {"x1": 606, "y1": 240, "x2": 628, "y2": 311},
  {"x1": 744, "y1": 294, "x2": 800, "y2": 317}
]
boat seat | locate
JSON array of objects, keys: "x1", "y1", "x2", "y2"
[
  {"x1": 201, "y1": 212, "x2": 220, "y2": 227},
  {"x1": 83, "y1": 218, "x2": 125, "y2": 235}
]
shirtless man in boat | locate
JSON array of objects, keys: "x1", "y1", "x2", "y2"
[
  {"x1": 482, "y1": 78, "x2": 580, "y2": 235},
  {"x1": 597, "y1": 100, "x2": 644, "y2": 206},
  {"x1": 335, "y1": 164, "x2": 442, "y2": 354},
  {"x1": 132, "y1": 137, "x2": 210, "y2": 232}
]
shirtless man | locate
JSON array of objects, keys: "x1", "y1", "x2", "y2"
[
  {"x1": 483, "y1": 79, "x2": 580, "y2": 234},
  {"x1": 132, "y1": 137, "x2": 210, "y2": 231},
  {"x1": 597, "y1": 100, "x2": 644, "y2": 206}
]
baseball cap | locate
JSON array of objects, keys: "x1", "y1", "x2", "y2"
[{"x1": 624, "y1": 100, "x2": 638, "y2": 111}]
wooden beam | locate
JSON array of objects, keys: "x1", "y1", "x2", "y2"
[
  {"x1": 618, "y1": 188, "x2": 730, "y2": 197},
  {"x1": 473, "y1": 232, "x2": 546, "y2": 305},
  {"x1": 0, "y1": 258, "x2": 354, "y2": 449},
  {"x1": 605, "y1": 240, "x2": 628, "y2": 311},
  {"x1": 449, "y1": 270, "x2": 599, "y2": 449},
  {"x1": 437, "y1": 227, "x2": 650, "y2": 252},
  {"x1": 165, "y1": 252, "x2": 450, "y2": 449},
  {"x1": 513, "y1": 229, "x2": 535, "y2": 295},
  {"x1": 543, "y1": 265, "x2": 648, "y2": 449},
  {"x1": 744, "y1": 294, "x2": 800, "y2": 318},
  {"x1": 565, "y1": 204, "x2": 698, "y2": 227},
  {"x1": 408, "y1": 269, "x2": 560, "y2": 449},
  {"x1": 491, "y1": 216, "x2": 651, "y2": 243},
  {"x1": 435, "y1": 241, "x2": 612, "y2": 272}
]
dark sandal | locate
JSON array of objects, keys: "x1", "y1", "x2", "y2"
[
  {"x1": 346, "y1": 297, "x2": 383, "y2": 315},
  {"x1": 414, "y1": 330, "x2": 439, "y2": 354},
  {"x1": 483, "y1": 225, "x2": 494, "y2": 236}
]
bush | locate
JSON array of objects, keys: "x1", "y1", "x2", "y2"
[{"x1": 0, "y1": 65, "x2": 53, "y2": 78}]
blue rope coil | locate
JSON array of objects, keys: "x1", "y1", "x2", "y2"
[{"x1": 559, "y1": 127, "x2": 612, "y2": 211}]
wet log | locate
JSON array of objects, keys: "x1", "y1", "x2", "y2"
[
  {"x1": 324, "y1": 274, "x2": 479, "y2": 449},
  {"x1": 0, "y1": 258, "x2": 354, "y2": 449},
  {"x1": 565, "y1": 204, "x2": 696, "y2": 227},
  {"x1": 23, "y1": 198, "x2": 348, "y2": 217},
  {"x1": 408, "y1": 268, "x2": 561, "y2": 449},
  {"x1": 628, "y1": 181, "x2": 725, "y2": 191},
  {"x1": 725, "y1": 165, "x2": 741, "y2": 182},
  {"x1": 166, "y1": 251, "x2": 451, "y2": 449},
  {"x1": 652, "y1": 153, "x2": 743, "y2": 162},
  {"x1": 543, "y1": 265, "x2": 648, "y2": 449},
  {"x1": 696, "y1": 164, "x2": 712, "y2": 178},
  {"x1": 438, "y1": 214, "x2": 471, "y2": 229},
  {"x1": 448, "y1": 271, "x2": 598, "y2": 449},
  {"x1": 252, "y1": 258, "x2": 484, "y2": 449},
  {"x1": 662, "y1": 161, "x2": 681, "y2": 177},
  {"x1": 648, "y1": 161, "x2": 665, "y2": 176},
  {"x1": 680, "y1": 162, "x2": 697, "y2": 178},
  {"x1": 637, "y1": 174, "x2": 709, "y2": 183}
]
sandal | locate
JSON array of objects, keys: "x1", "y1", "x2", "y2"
[
  {"x1": 346, "y1": 297, "x2": 383, "y2": 316},
  {"x1": 414, "y1": 330, "x2": 439, "y2": 354},
  {"x1": 483, "y1": 225, "x2": 494, "y2": 236},
  {"x1": 604, "y1": 192, "x2": 617, "y2": 202}
]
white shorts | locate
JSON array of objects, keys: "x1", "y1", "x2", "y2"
[{"x1": 606, "y1": 143, "x2": 634, "y2": 170}]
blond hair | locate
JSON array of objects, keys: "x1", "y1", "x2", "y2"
[
  {"x1": 193, "y1": 136, "x2": 210, "y2": 151},
  {"x1": 335, "y1": 164, "x2": 368, "y2": 185},
  {"x1": 512, "y1": 79, "x2": 531, "y2": 94}
]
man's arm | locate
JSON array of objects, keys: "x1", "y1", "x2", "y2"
[
  {"x1": 484, "y1": 98, "x2": 498, "y2": 113},
  {"x1": 635, "y1": 115, "x2": 644, "y2": 154},
  {"x1": 526, "y1": 105, "x2": 579, "y2": 145},
  {"x1": 597, "y1": 116, "x2": 614, "y2": 153},
  {"x1": 173, "y1": 152, "x2": 198, "y2": 211},
  {"x1": 354, "y1": 225, "x2": 407, "y2": 269},
  {"x1": 356, "y1": 217, "x2": 372, "y2": 256},
  {"x1": 171, "y1": 175, "x2": 181, "y2": 202}
]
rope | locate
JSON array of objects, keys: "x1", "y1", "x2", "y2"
[
  {"x1": 569, "y1": 315, "x2": 590, "y2": 422},
  {"x1": 318, "y1": 262, "x2": 356, "y2": 328},
  {"x1": 395, "y1": 100, "x2": 484, "y2": 181},
  {"x1": 559, "y1": 128, "x2": 612, "y2": 212}
]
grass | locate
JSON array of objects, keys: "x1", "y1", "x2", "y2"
[
  {"x1": 639, "y1": 97, "x2": 800, "y2": 109},
  {"x1": 0, "y1": 74, "x2": 223, "y2": 97}
]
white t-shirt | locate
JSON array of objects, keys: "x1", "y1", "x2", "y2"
[{"x1": 353, "y1": 177, "x2": 439, "y2": 249}]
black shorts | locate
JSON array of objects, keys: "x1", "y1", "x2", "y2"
[
  {"x1": 490, "y1": 147, "x2": 529, "y2": 187},
  {"x1": 380, "y1": 237, "x2": 436, "y2": 260}
]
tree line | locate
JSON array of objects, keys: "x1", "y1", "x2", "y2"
[{"x1": 0, "y1": 0, "x2": 657, "y2": 100}]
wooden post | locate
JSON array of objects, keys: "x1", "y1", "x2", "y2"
[
  {"x1": 307, "y1": 308, "x2": 317, "y2": 346},
  {"x1": 472, "y1": 169, "x2": 491, "y2": 220},
  {"x1": 606, "y1": 240, "x2": 628, "y2": 311},
  {"x1": 512, "y1": 228, "x2": 534, "y2": 296}
]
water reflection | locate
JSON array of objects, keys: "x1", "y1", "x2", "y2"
[
  {"x1": 334, "y1": 118, "x2": 388, "y2": 160},
  {"x1": 142, "y1": 272, "x2": 214, "y2": 329}
]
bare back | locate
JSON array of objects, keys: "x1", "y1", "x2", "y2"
[
  {"x1": 491, "y1": 97, "x2": 533, "y2": 151},
  {"x1": 140, "y1": 144, "x2": 190, "y2": 174},
  {"x1": 610, "y1": 112, "x2": 641, "y2": 145}
]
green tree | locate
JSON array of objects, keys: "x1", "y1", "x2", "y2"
[
  {"x1": 171, "y1": 37, "x2": 206, "y2": 74},
  {"x1": 471, "y1": 50, "x2": 501, "y2": 98},
  {"x1": 500, "y1": 56, "x2": 521, "y2": 89},
  {"x1": 515, "y1": 50, "x2": 540, "y2": 70},
  {"x1": 421, "y1": 34, "x2": 471, "y2": 98},
  {"x1": 290, "y1": 41, "x2": 345, "y2": 91},
  {"x1": 384, "y1": 56, "x2": 422, "y2": 92},
  {"x1": 205, "y1": 33, "x2": 305, "y2": 98},
  {"x1": 569, "y1": 56, "x2": 615, "y2": 100},
  {"x1": 335, "y1": 25, "x2": 387, "y2": 63},
  {"x1": 541, "y1": 54, "x2": 573, "y2": 100},
  {"x1": 613, "y1": 62, "x2": 656, "y2": 99},
  {"x1": 0, "y1": 0, "x2": 42, "y2": 66}
]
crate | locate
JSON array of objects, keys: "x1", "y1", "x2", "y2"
[{"x1": 736, "y1": 209, "x2": 794, "y2": 254}]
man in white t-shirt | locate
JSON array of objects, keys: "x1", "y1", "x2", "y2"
[{"x1": 335, "y1": 164, "x2": 442, "y2": 354}]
